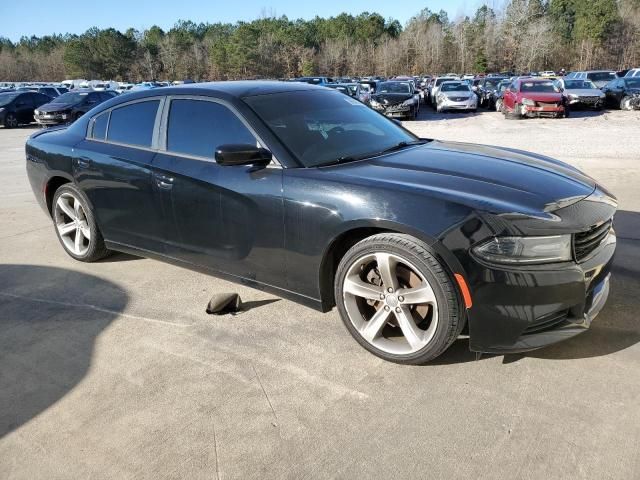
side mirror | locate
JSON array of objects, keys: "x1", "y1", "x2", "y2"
[{"x1": 215, "y1": 144, "x2": 272, "y2": 166}]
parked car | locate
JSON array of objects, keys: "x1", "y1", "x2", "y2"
[
  {"x1": 17, "y1": 85, "x2": 69, "y2": 99},
  {"x1": 502, "y1": 78, "x2": 567, "y2": 118},
  {"x1": 358, "y1": 83, "x2": 372, "y2": 105},
  {"x1": 624, "y1": 68, "x2": 640, "y2": 78},
  {"x1": 325, "y1": 84, "x2": 352, "y2": 96},
  {"x1": 539, "y1": 71, "x2": 556, "y2": 77},
  {"x1": 0, "y1": 91, "x2": 51, "y2": 128},
  {"x1": 430, "y1": 76, "x2": 459, "y2": 107},
  {"x1": 493, "y1": 80, "x2": 512, "y2": 112},
  {"x1": 601, "y1": 77, "x2": 640, "y2": 110},
  {"x1": 554, "y1": 78, "x2": 605, "y2": 109},
  {"x1": 25, "y1": 81, "x2": 617, "y2": 364},
  {"x1": 476, "y1": 77, "x2": 508, "y2": 108},
  {"x1": 370, "y1": 81, "x2": 419, "y2": 119},
  {"x1": 131, "y1": 82, "x2": 162, "y2": 91},
  {"x1": 34, "y1": 90, "x2": 116, "y2": 126},
  {"x1": 565, "y1": 70, "x2": 618, "y2": 88},
  {"x1": 435, "y1": 81, "x2": 478, "y2": 113}
]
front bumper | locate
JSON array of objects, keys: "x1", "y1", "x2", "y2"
[
  {"x1": 523, "y1": 104, "x2": 564, "y2": 117},
  {"x1": 568, "y1": 97, "x2": 604, "y2": 107},
  {"x1": 372, "y1": 104, "x2": 413, "y2": 117},
  {"x1": 34, "y1": 113, "x2": 69, "y2": 125},
  {"x1": 441, "y1": 98, "x2": 477, "y2": 110},
  {"x1": 467, "y1": 232, "x2": 616, "y2": 354}
]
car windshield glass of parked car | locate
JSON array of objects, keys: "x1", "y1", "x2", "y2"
[
  {"x1": 441, "y1": 83, "x2": 471, "y2": 92},
  {"x1": 484, "y1": 78, "x2": 504, "y2": 89},
  {"x1": 0, "y1": 93, "x2": 19, "y2": 106},
  {"x1": 376, "y1": 82, "x2": 411, "y2": 93},
  {"x1": 520, "y1": 81, "x2": 558, "y2": 93},
  {"x1": 588, "y1": 72, "x2": 616, "y2": 82},
  {"x1": 245, "y1": 89, "x2": 419, "y2": 167},
  {"x1": 564, "y1": 80, "x2": 597, "y2": 89},
  {"x1": 51, "y1": 92, "x2": 88, "y2": 104},
  {"x1": 625, "y1": 78, "x2": 640, "y2": 88}
]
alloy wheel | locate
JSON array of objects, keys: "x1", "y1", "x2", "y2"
[
  {"x1": 5, "y1": 114, "x2": 18, "y2": 128},
  {"x1": 54, "y1": 192, "x2": 91, "y2": 256},
  {"x1": 342, "y1": 252, "x2": 439, "y2": 355}
]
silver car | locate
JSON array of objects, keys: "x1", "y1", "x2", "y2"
[
  {"x1": 555, "y1": 78, "x2": 605, "y2": 109},
  {"x1": 436, "y1": 81, "x2": 478, "y2": 113}
]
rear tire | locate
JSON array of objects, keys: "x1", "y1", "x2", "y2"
[
  {"x1": 52, "y1": 184, "x2": 111, "y2": 262},
  {"x1": 334, "y1": 233, "x2": 463, "y2": 364}
]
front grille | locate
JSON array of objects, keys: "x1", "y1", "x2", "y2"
[
  {"x1": 536, "y1": 102, "x2": 559, "y2": 108},
  {"x1": 573, "y1": 219, "x2": 613, "y2": 262},
  {"x1": 524, "y1": 310, "x2": 570, "y2": 334},
  {"x1": 580, "y1": 96, "x2": 600, "y2": 103},
  {"x1": 450, "y1": 97, "x2": 468, "y2": 102}
]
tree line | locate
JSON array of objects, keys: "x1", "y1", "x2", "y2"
[{"x1": 1, "y1": 0, "x2": 638, "y2": 82}]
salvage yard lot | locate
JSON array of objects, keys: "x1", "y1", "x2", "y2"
[{"x1": 1, "y1": 110, "x2": 639, "y2": 479}]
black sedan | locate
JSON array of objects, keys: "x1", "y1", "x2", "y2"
[
  {"x1": 369, "y1": 81, "x2": 419, "y2": 119},
  {"x1": 0, "y1": 91, "x2": 51, "y2": 128},
  {"x1": 26, "y1": 81, "x2": 616, "y2": 364},
  {"x1": 601, "y1": 77, "x2": 640, "y2": 110},
  {"x1": 34, "y1": 90, "x2": 117, "y2": 126}
]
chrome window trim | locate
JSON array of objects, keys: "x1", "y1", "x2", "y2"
[{"x1": 160, "y1": 95, "x2": 282, "y2": 168}]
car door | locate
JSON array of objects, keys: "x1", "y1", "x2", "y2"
[
  {"x1": 151, "y1": 96, "x2": 285, "y2": 287},
  {"x1": 73, "y1": 98, "x2": 167, "y2": 253},
  {"x1": 503, "y1": 82, "x2": 516, "y2": 110},
  {"x1": 77, "y1": 92, "x2": 101, "y2": 116}
]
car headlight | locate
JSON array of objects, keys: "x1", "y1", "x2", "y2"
[
  {"x1": 568, "y1": 94, "x2": 578, "y2": 99},
  {"x1": 370, "y1": 100, "x2": 380, "y2": 107},
  {"x1": 521, "y1": 98, "x2": 535, "y2": 106},
  {"x1": 472, "y1": 235, "x2": 572, "y2": 264},
  {"x1": 0, "y1": 107, "x2": 5, "y2": 113},
  {"x1": 402, "y1": 99, "x2": 414, "y2": 106}
]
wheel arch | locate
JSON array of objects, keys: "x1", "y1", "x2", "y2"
[
  {"x1": 45, "y1": 175, "x2": 73, "y2": 216},
  {"x1": 317, "y1": 220, "x2": 468, "y2": 313}
]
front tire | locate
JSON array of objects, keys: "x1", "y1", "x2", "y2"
[
  {"x1": 334, "y1": 233, "x2": 463, "y2": 364},
  {"x1": 4, "y1": 112, "x2": 18, "y2": 128},
  {"x1": 620, "y1": 96, "x2": 632, "y2": 111},
  {"x1": 52, "y1": 184, "x2": 110, "y2": 262}
]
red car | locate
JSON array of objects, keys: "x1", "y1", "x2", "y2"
[{"x1": 502, "y1": 78, "x2": 567, "y2": 118}]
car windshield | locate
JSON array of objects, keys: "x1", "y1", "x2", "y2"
[
  {"x1": 245, "y1": 90, "x2": 419, "y2": 168},
  {"x1": 498, "y1": 82, "x2": 510, "y2": 91},
  {"x1": 520, "y1": 81, "x2": 558, "y2": 93},
  {"x1": 484, "y1": 78, "x2": 506, "y2": 89},
  {"x1": 441, "y1": 83, "x2": 470, "y2": 92},
  {"x1": 327, "y1": 85, "x2": 349, "y2": 94},
  {"x1": 300, "y1": 78, "x2": 323, "y2": 85},
  {"x1": 377, "y1": 82, "x2": 410, "y2": 94},
  {"x1": 435, "y1": 78, "x2": 455, "y2": 86},
  {"x1": 0, "y1": 93, "x2": 19, "y2": 107},
  {"x1": 588, "y1": 72, "x2": 616, "y2": 82},
  {"x1": 346, "y1": 85, "x2": 358, "y2": 95},
  {"x1": 625, "y1": 78, "x2": 640, "y2": 88},
  {"x1": 564, "y1": 80, "x2": 596, "y2": 89},
  {"x1": 52, "y1": 92, "x2": 89, "y2": 104}
]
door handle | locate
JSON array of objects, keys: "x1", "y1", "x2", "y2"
[
  {"x1": 76, "y1": 157, "x2": 91, "y2": 169},
  {"x1": 153, "y1": 173, "x2": 174, "y2": 190}
]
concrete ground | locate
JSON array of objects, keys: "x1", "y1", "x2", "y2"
[{"x1": 1, "y1": 109, "x2": 639, "y2": 480}]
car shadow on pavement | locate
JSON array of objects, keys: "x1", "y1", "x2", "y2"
[
  {"x1": 0, "y1": 264, "x2": 127, "y2": 439},
  {"x1": 434, "y1": 210, "x2": 640, "y2": 365}
]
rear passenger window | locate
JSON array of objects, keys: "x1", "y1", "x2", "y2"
[
  {"x1": 92, "y1": 112, "x2": 109, "y2": 140},
  {"x1": 107, "y1": 100, "x2": 159, "y2": 147},
  {"x1": 166, "y1": 99, "x2": 256, "y2": 158}
]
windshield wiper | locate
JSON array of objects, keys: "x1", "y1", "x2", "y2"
[
  {"x1": 378, "y1": 139, "x2": 429, "y2": 155},
  {"x1": 320, "y1": 140, "x2": 429, "y2": 167}
]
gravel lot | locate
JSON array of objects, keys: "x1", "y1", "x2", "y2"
[{"x1": 1, "y1": 109, "x2": 639, "y2": 480}]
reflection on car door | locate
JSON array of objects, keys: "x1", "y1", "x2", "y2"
[
  {"x1": 151, "y1": 97, "x2": 285, "y2": 288},
  {"x1": 74, "y1": 99, "x2": 167, "y2": 253}
]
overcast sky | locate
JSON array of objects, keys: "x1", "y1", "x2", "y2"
[{"x1": 1, "y1": 0, "x2": 491, "y2": 41}]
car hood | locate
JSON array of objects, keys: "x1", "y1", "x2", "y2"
[
  {"x1": 37, "y1": 102, "x2": 74, "y2": 113},
  {"x1": 372, "y1": 93, "x2": 413, "y2": 104},
  {"x1": 326, "y1": 140, "x2": 597, "y2": 218},
  {"x1": 519, "y1": 92, "x2": 563, "y2": 102},
  {"x1": 566, "y1": 89, "x2": 605, "y2": 97}
]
